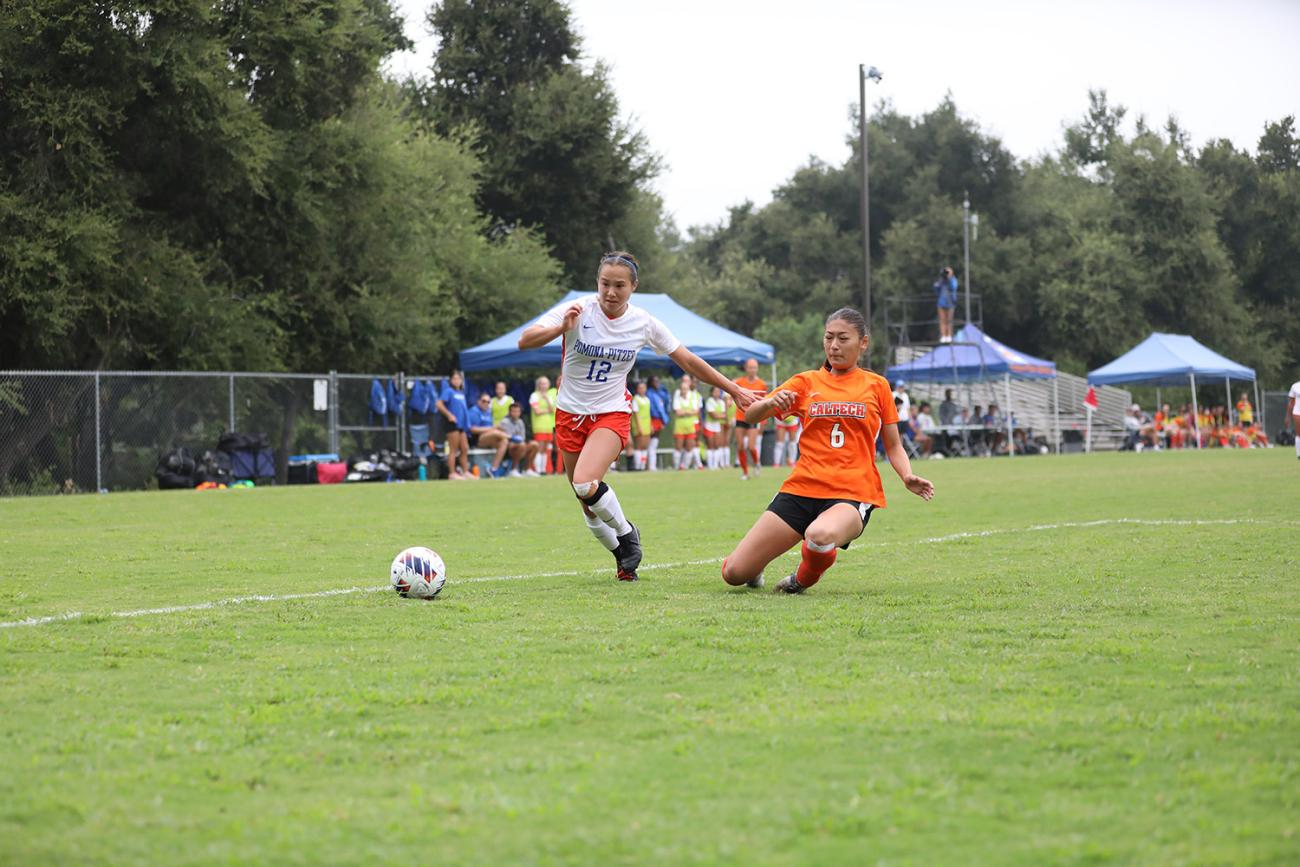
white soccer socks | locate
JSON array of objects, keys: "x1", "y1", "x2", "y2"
[
  {"x1": 575, "y1": 480, "x2": 632, "y2": 537},
  {"x1": 583, "y1": 511, "x2": 619, "y2": 551}
]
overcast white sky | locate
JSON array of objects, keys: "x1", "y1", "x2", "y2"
[{"x1": 387, "y1": 0, "x2": 1300, "y2": 230}]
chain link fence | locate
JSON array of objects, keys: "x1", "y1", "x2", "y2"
[
  {"x1": 0, "y1": 370, "x2": 440, "y2": 496},
  {"x1": 1261, "y1": 390, "x2": 1288, "y2": 439}
]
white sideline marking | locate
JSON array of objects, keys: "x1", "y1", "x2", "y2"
[{"x1": 0, "y1": 518, "x2": 1285, "y2": 630}]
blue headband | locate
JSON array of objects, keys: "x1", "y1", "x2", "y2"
[{"x1": 601, "y1": 255, "x2": 638, "y2": 278}]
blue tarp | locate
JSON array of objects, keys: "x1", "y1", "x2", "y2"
[
  {"x1": 1087, "y1": 333, "x2": 1255, "y2": 386},
  {"x1": 458, "y1": 291, "x2": 775, "y2": 372},
  {"x1": 885, "y1": 324, "x2": 1057, "y2": 383}
]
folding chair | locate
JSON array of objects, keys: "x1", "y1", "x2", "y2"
[{"x1": 408, "y1": 423, "x2": 432, "y2": 459}]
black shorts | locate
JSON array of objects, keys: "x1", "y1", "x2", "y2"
[
  {"x1": 766, "y1": 492, "x2": 875, "y2": 550},
  {"x1": 445, "y1": 420, "x2": 461, "y2": 434},
  {"x1": 735, "y1": 420, "x2": 753, "y2": 430}
]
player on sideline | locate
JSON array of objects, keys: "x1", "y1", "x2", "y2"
[
  {"x1": 720, "y1": 307, "x2": 934, "y2": 593},
  {"x1": 518, "y1": 251, "x2": 760, "y2": 581},
  {"x1": 733, "y1": 358, "x2": 768, "y2": 479}
]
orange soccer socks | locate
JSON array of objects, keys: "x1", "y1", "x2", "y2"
[{"x1": 794, "y1": 539, "x2": 837, "y2": 588}]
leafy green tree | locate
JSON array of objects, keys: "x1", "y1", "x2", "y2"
[
  {"x1": 0, "y1": 0, "x2": 560, "y2": 375},
  {"x1": 0, "y1": 0, "x2": 280, "y2": 370},
  {"x1": 413, "y1": 0, "x2": 660, "y2": 285}
]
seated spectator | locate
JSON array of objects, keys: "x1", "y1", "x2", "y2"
[
  {"x1": 498, "y1": 402, "x2": 540, "y2": 476},
  {"x1": 1123, "y1": 403, "x2": 1143, "y2": 450},
  {"x1": 468, "y1": 393, "x2": 510, "y2": 478},
  {"x1": 911, "y1": 404, "x2": 934, "y2": 456},
  {"x1": 983, "y1": 403, "x2": 1007, "y2": 454},
  {"x1": 938, "y1": 389, "x2": 959, "y2": 426}
]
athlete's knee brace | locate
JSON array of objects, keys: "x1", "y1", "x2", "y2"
[{"x1": 571, "y1": 479, "x2": 608, "y2": 506}]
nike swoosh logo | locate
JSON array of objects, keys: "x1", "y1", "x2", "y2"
[{"x1": 582, "y1": 324, "x2": 593, "y2": 329}]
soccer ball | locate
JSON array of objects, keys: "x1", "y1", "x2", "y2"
[{"x1": 390, "y1": 547, "x2": 447, "y2": 599}]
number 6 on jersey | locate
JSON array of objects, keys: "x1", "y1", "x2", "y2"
[{"x1": 829, "y1": 422, "x2": 845, "y2": 448}]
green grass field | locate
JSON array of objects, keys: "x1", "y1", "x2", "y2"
[{"x1": 2, "y1": 450, "x2": 1297, "y2": 865}]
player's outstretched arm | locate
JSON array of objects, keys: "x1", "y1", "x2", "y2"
[
  {"x1": 743, "y1": 389, "x2": 796, "y2": 425},
  {"x1": 518, "y1": 303, "x2": 582, "y2": 350},
  {"x1": 667, "y1": 346, "x2": 760, "y2": 410},
  {"x1": 881, "y1": 423, "x2": 934, "y2": 501}
]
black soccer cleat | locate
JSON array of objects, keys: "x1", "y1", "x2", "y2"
[
  {"x1": 614, "y1": 523, "x2": 642, "y2": 575},
  {"x1": 616, "y1": 566, "x2": 639, "y2": 582},
  {"x1": 774, "y1": 573, "x2": 805, "y2": 594}
]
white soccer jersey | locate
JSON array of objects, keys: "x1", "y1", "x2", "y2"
[
  {"x1": 535, "y1": 294, "x2": 681, "y2": 415},
  {"x1": 1290, "y1": 381, "x2": 1300, "y2": 415}
]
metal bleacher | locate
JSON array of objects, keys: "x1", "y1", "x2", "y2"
[{"x1": 892, "y1": 345, "x2": 1131, "y2": 453}]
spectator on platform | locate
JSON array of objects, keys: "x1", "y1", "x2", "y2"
[
  {"x1": 933, "y1": 266, "x2": 958, "y2": 343},
  {"x1": 498, "y1": 402, "x2": 540, "y2": 476}
]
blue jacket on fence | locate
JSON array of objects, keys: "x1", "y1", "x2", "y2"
[
  {"x1": 409, "y1": 380, "x2": 431, "y2": 415},
  {"x1": 368, "y1": 378, "x2": 387, "y2": 423},
  {"x1": 387, "y1": 379, "x2": 404, "y2": 416}
]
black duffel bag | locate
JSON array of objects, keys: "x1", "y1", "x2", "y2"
[
  {"x1": 156, "y1": 447, "x2": 197, "y2": 489},
  {"x1": 217, "y1": 431, "x2": 271, "y2": 453}
]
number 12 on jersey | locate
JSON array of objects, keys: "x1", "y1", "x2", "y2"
[{"x1": 585, "y1": 360, "x2": 613, "y2": 382}]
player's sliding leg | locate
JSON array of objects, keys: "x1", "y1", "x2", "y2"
[
  {"x1": 775, "y1": 504, "x2": 866, "y2": 594},
  {"x1": 568, "y1": 429, "x2": 641, "y2": 581},
  {"x1": 720, "y1": 511, "x2": 802, "y2": 589}
]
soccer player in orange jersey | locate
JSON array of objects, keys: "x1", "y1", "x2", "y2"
[
  {"x1": 720, "y1": 307, "x2": 934, "y2": 593},
  {"x1": 733, "y1": 358, "x2": 768, "y2": 479}
]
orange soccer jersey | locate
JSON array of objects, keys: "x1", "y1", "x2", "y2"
[
  {"x1": 734, "y1": 375, "x2": 768, "y2": 396},
  {"x1": 775, "y1": 366, "x2": 898, "y2": 507}
]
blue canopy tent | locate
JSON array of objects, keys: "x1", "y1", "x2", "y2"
[
  {"x1": 458, "y1": 291, "x2": 776, "y2": 375},
  {"x1": 885, "y1": 323, "x2": 1059, "y2": 455},
  {"x1": 1087, "y1": 333, "x2": 1258, "y2": 448}
]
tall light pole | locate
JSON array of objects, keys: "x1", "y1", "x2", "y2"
[
  {"x1": 962, "y1": 192, "x2": 978, "y2": 327},
  {"x1": 859, "y1": 64, "x2": 882, "y2": 331}
]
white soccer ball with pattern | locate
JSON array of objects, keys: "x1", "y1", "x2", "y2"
[{"x1": 390, "y1": 547, "x2": 447, "y2": 599}]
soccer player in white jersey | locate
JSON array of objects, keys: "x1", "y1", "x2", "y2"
[
  {"x1": 518, "y1": 251, "x2": 760, "y2": 581},
  {"x1": 1287, "y1": 379, "x2": 1300, "y2": 459}
]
